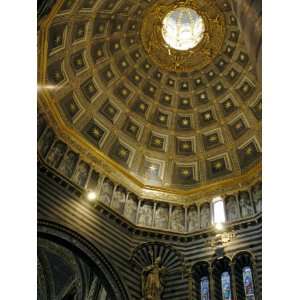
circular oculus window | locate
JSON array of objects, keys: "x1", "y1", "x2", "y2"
[{"x1": 162, "y1": 8, "x2": 205, "y2": 51}]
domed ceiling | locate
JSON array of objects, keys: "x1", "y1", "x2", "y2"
[{"x1": 38, "y1": 0, "x2": 261, "y2": 201}]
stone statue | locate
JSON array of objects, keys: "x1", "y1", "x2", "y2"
[
  {"x1": 124, "y1": 195, "x2": 137, "y2": 223},
  {"x1": 39, "y1": 129, "x2": 54, "y2": 157},
  {"x1": 226, "y1": 196, "x2": 239, "y2": 222},
  {"x1": 171, "y1": 207, "x2": 185, "y2": 232},
  {"x1": 188, "y1": 207, "x2": 199, "y2": 232},
  {"x1": 37, "y1": 114, "x2": 46, "y2": 139},
  {"x1": 139, "y1": 204, "x2": 153, "y2": 227},
  {"x1": 155, "y1": 206, "x2": 168, "y2": 229},
  {"x1": 46, "y1": 142, "x2": 66, "y2": 167},
  {"x1": 74, "y1": 162, "x2": 89, "y2": 187},
  {"x1": 252, "y1": 182, "x2": 262, "y2": 213},
  {"x1": 111, "y1": 187, "x2": 126, "y2": 213},
  {"x1": 59, "y1": 151, "x2": 77, "y2": 178},
  {"x1": 200, "y1": 204, "x2": 211, "y2": 229},
  {"x1": 239, "y1": 192, "x2": 254, "y2": 218},
  {"x1": 141, "y1": 257, "x2": 167, "y2": 300},
  {"x1": 100, "y1": 179, "x2": 113, "y2": 206}
]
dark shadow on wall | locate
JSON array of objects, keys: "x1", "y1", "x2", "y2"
[{"x1": 38, "y1": 219, "x2": 131, "y2": 300}]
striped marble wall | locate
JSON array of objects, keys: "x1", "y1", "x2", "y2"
[{"x1": 38, "y1": 162, "x2": 262, "y2": 300}]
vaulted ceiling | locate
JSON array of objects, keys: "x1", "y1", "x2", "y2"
[{"x1": 38, "y1": 0, "x2": 261, "y2": 199}]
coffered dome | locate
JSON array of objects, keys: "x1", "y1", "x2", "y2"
[{"x1": 38, "y1": 0, "x2": 261, "y2": 201}]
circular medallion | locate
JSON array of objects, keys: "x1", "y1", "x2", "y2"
[
  {"x1": 141, "y1": 0, "x2": 226, "y2": 72},
  {"x1": 162, "y1": 8, "x2": 205, "y2": 51}
]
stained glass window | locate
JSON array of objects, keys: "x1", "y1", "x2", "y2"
[
  {"x1": 162, "y1": 8, "x2": 205, "y2": 51},
  {"x1": 242, "y1": 267, "x2": 255, "y2": 300},
  {"x1": 200, "y1": 276, "x2": 210, "y2": 300},
  {"x1": 221, "y1": 272, "x2": 232, "y2": 300}
]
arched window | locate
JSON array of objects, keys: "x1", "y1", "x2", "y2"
[
  {"x1": 221, "y1": 272, "x2": 232, "y2": 300},
  {"x1": 233, "y1": 252, "x2": 258, "y2": 300},
  {"x1": 212, "y1": 257, "x2": 233, "y2": 300},
  {"x1": 200, "y1": 276, "x2": 210, "y2": 300},
  {"x1": 192, "y1": 261, "x2": 210, "y2": 300},
  {"x1": 242, "y1": 266, "x2": 255, "y2": 300}
]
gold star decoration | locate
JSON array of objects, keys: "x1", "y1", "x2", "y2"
[
  {"x1": 97, "y1": 49, "x2": 102, "y2": 57},
  {"x1": 209, "y1": 135, "x2": 217, "y2": 142},
  {"x1": 118, "y1": 148, "x2": 128, "y2": 158},
  {"x1": 216, "y1": 84, "x2": 223, "y2": 91},
  {"x1": 139, "y1": 103, "x2": 146, "y2": 111},
  {"x1": 214, "y1": 161, "x2": 223, "y2": 170},
  {"x1": 182, "y1": 83, "x2": 188, "y2": 88},
  {"x1": 204, "y1": 113, "x2": 212, "y2": 121},
  {"x1": 159, "y1": 115, "x2": 166, "y2": 122},
  {"x1": 129, "y1": 124, "x2": 137, "y2": 133},
  {"x1": 121, "y1": 89, "x2": 128, "y2": 96},
  {"x1": 230, "y1": 70, "x2": 236, "y2": 78},
  {"x1": 154, "y1": 138, "x2": 162, "y2": 146},
  {"x1": 88, "y1": 84, "x2": 95, "y2": 93},
  {"x1": 200, "y1": 93, "x2": 206, "y2": 100},
  {"x1": 76, "y1": 58, "x2": 83, "y2": 66},
  {"x1": 242, "y1": 83, "x2": 250, "y2": 93},
  {"x1": 182, "y1": 142, "x2": 190, "y2": 150},
  {"x1": 69, "y1": 103, "x2": 77, "y2": 113},
  {"x1": 92, "y1": 127, "x2": 101, "y2": 138},
  {"x1": 107, "y1": 106, "x2": 115, "y2": 115},
  {"x1": 181, "y1": 169, "x2": 190, "y2": 177},
  {"x1": 182, "y1": 118, "x2": 189, "y2": 126},
  {"x1": 245, "y1": 147, "x2": 253, "y2": 155},
  {"x1": 149, "y1": 86, "x2": 155, "y2": 93},
  {"x1": 106, "y1": 71, "x2": 113, "y2": 78},
  {"x1": 77, "y1": 28, "x2": 84, "y2": 36},
  {"x1": 225, "y1": 101, "x2": 232, "y2": 109}
]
